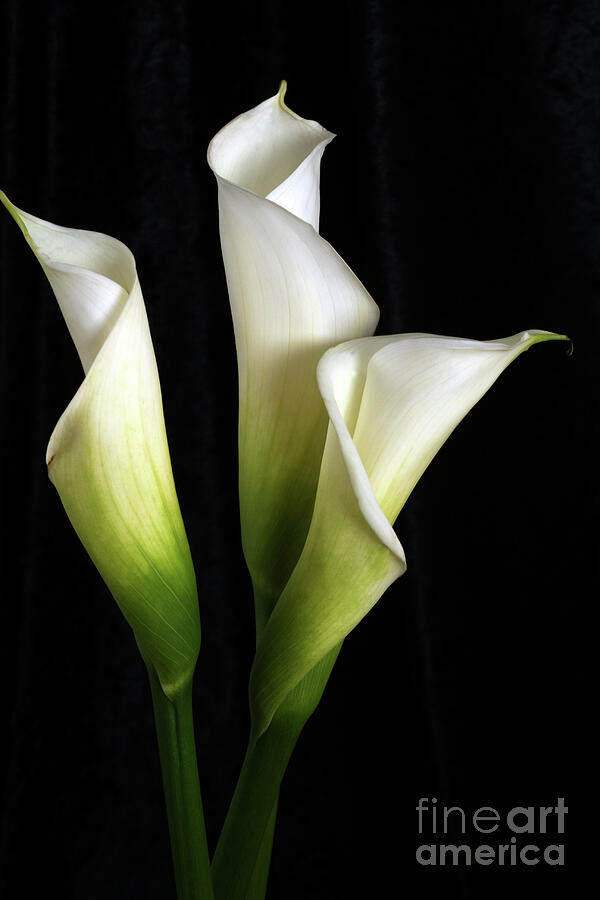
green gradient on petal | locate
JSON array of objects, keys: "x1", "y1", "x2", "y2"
[
  {"x1": 2, "y1": 193, "x2": 200, "y2": 699},
  {"x1": 250, "y1": 329, "x2": 568, "y2": 737},
  {"x1": 208, "y1": 91, "x2": 379, "y2": 628}
]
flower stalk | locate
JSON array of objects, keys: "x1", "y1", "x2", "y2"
[
  {"x1": 211, "y1": 647, "x2": 340, "y2": 900},
  {"x1": 147, "y1": 668, "x2": 214, "y2": 900}
]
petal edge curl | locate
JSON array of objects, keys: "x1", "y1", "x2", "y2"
[
  {"x1": 1, "y1": 193, "x2": 200, "y2": 698},
  {"x1": 208, "y1": 89, "x2": 379, "y2": 616},
  {"x1": 249, "y1": 329, "x2": 568, "y2": 736}
]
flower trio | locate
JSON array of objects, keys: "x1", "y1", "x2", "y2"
[{"x1": 1, "y1": 84, "x2": 566, "y2": 898}]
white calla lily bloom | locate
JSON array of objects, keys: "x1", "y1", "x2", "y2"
[
  {"x1": 250, "y1": 329, "x2": 567, "y2": 735},
  {"x1": 1, "y1": 192, "x2": 200, "y2": 699},
  {"x1": 208, "y1": 84, "x2": 380, "y2": 626}
]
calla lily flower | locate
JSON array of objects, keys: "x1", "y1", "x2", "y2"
[
  {"x1": 208, "y1": 83, "x2": 379, "y2": 627},
  {"x1": 0, "y1": 192, "x2": 200, "y2": 699},
  {"x1": 250, "y1": 330, "x2": 568, "y2": 736}
]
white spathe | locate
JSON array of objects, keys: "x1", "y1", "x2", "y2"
[
  {"x1": 208, "y1": 84, "x2": 380, "y2": 624},
  {"x1": 250, "y1": 329, "x2": 567, "y2": 735},
  {"x1": 1, "y1": 192, "x2": 200, "y2": 699}
]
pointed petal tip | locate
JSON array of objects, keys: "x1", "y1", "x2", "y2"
[
  {"x1": 1, "y1": 193, "x2": 61, "y2": 272},
  {"x1": 0, "y1": 191, "x2": 58, "y2": 265},
  {"x1": 519, "y1": 330, "x2": 571, "y2": 355},
  {"x1": 274, "y1": 81, "x2": 336, "y2": 142},
  {"x1": 0, "y1": 188, "x2": 13, "y2": 212},
  {"x1": 0, "y1": 190, "x2": 30, "y2": 243},
  {"x1": 523, "y1": 330, "x2": 570, "y2": 344}
]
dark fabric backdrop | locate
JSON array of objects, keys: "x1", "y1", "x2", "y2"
[{"x1": 0, "y1": 1, "x2": 596, "y2": 897}]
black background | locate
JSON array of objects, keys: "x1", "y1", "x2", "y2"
[{"x1": 0, "y1": 1, "x2": 596, "y2": 897}]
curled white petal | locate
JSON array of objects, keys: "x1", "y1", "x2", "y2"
[
  {"x1": 320, "y1": 330, "x2": 564, "y2": 525},
  {"x1": 208, "y1": 86, "x2": 379, "y2": 612},
  {"x1": 1, "y1": 192, "x2": 200, "y2": 698},
  {"x1": 208, "y1": 80, "x2": 333, "y2": 229},
  {"x1": 317, "y1": 335, "x2": 406, "y2": 558},
  {"x1": 250, "y1": 329, "x2": 567, "y2": 735}
]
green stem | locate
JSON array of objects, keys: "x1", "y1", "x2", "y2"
[
  {"x1": 211, "y1": 726, "x2": 298, "y2": 898},
  {"x1": 148, "y1": 667, "x2": 214, "y2": 900},
  {"x1": 246, "y1": 800, "x2": 278, "y2": 899},
  {"x1": 243, "y1": 588, "x2": 281, "y2": 898},
  {"x1": 211, "y1": 645, "x2": 341, "y2": 900}
]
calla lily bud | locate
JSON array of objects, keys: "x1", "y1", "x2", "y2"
[
  {"x1": 250, "y1": 330, "x2": 568, "y2": 735},
  {"x1": 1, "y1": 192, "x2": 200, "y2": 699},
  {"x1": 208, "y1": 84, "x2": 379, "y2": 625}
]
